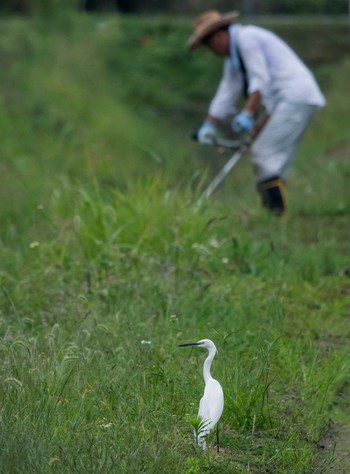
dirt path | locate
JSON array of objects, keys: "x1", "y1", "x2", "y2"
[{"x1": 318, "y1": 422, "x2": 350, "y2": 472}]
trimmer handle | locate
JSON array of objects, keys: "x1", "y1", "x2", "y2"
[{"x1": 190, "y1": 130, "x2": 248, "y2": 150}]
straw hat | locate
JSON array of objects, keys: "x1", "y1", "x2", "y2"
[{"x1": 187, "y1": 10, "x2": 239, "y2": 51}]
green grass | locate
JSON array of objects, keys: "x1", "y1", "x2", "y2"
[{"x1": 0, "y1": 12, "x2": 350, "y2": 473}]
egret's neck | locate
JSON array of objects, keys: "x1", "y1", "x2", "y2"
[{"x1": 203, "y1": 350, "x2": 215, "y2": 383}]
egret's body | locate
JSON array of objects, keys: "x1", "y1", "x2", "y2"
[{"x1": 179, "y1": 339, "x2": 224, "y2": 449}]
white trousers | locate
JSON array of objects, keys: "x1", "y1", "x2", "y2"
[{"x1": 251, "y1": 101, "x2": 318, "y2": 182}]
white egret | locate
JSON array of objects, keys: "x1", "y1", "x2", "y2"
[{"x1": 179, "y1": 338, "x2": 224, "y2": 450}]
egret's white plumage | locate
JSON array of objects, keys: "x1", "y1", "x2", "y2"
[{"x1": 179, "y1": 338, "x2": 224, "y2": 449}]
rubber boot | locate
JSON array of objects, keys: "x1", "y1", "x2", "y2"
[{"x1": 257, "y1": 176, "x2": 287, "y2": 216}]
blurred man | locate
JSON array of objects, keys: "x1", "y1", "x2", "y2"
[{"x1": 188, "y1": 11, "x2": 325, "y2": 215}]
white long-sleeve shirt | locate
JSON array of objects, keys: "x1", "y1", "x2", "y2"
[{"x1": 209, "y1": 24, "x2": 326, "y2": 119}]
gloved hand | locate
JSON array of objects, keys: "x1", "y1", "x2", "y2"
[
  {"x1": 197, "y1": 120, "x2": 219, "y2": 145},
  {"x1": 232, "y1": 110, "x2": 254, "y2": 133}
]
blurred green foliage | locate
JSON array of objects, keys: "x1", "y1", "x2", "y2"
[{"x1": 0, "y1": 0, "x2": 348, "y2": 15}]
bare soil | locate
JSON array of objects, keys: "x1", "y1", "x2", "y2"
[{"x1": 317, "y1": 422, "x2": 350, "y2": 473}]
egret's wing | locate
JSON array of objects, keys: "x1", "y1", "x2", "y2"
[{"x1": 198, "y1": 379, "x2": 224, "y2": 432}]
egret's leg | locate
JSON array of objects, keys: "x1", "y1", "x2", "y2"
[{"x1": 216, "y1": 424, "x2": 220, "y2": 453}]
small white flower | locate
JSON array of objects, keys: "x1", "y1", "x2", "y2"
[
  {"x1": 100, "y1": 423, "x2": 113, "y2": 429},
  {"x1": 140, "y1": 340, "x2": 151, "y2": 345},
  {"x1": 29, "y1": 241, "x2": 40, "y2": 249},
  {"x1": 222, "y1": 258, "x2": 229, "y2": 264}
]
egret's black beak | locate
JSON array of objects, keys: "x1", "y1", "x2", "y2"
[{"x1": 179, "y1": 342, "x2": 201, "y2": 347}]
